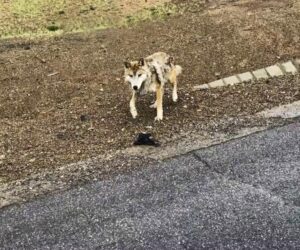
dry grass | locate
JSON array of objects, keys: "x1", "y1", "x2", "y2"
[{"x1": 0, "y1": 0, "x2": 174, "y2": 38}]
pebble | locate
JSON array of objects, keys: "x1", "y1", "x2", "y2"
[
  {"x1": 88, "y1": 126, "x2": 94, "y2": 131},
  {"x1": 214, "y1": 72, "x2": 221, "y2": 77},
  {"x1": 80, "y1": 114, "x2": 89, "y2": 122},
  {"x1": 0, "y1": 155, "x2": 5, "y2": 160}
]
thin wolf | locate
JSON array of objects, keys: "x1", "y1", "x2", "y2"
[{"x1": 124, "y1": 52, "x2": 182, "y2": 121}]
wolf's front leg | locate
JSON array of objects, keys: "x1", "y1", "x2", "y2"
[
  {"x1": 155, "y1": 86, "x2": 164, "y2": 121},
  {"x1": 130, "y1": 91, "x2": 138, "y2": 119}
]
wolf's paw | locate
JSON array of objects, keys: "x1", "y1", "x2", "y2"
[
  {"x1": 172, "y1": 93, "x2": 178, "y2": 102},
  {"x1": 150, "y1": 102, "x2": 157, "y2": 109},
  {"x1": 131, "y1": 110, "x2": 138, "y2": 119},
  {"x1": 155, "y1": 115, "x2": 163, "y2": 121}
]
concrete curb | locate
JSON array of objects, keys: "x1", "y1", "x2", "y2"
[{"x1": 194, "y1": 59, "x2": 300, "y2": 90}]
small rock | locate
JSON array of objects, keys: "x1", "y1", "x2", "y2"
[
  {"x1": 47, "y1": 25, "x2": 60, "y2": 32},
  {"x1": 80, "y1": 114, "x2": 89, "y2": 122},
  {"x1": 238, "y1": 59, "x2": 248, "y2": 67},
  {"x1": 47, "y1": 72, "x2": 59, "y2": 77},
  {"x1": 214, "y1": 72, "x2": 221, "y2": 77},
  {"x1": 29, "y1": 158, "x2": 36, "y2": 163},
  {"x1": 146, "y1": 126, "x2": 153, "y2": 129},
  {"x1": 0, "y1": 155, "x2": 5, "y2": 160},
  {"x1": 116, "y1": 78, "x2": 121, "y2": 81},
  {"x1": 57, "y1": 132, "x2": 67, "y2": 140},
  {"x1": 293, "y1": 36, "x2": 299, "y2": 43},
  {"x1": 183, "y1": 105, "x2": 188, "y2": 109}
]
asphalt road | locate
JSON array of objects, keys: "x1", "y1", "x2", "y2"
[{"x1": 1, "y1": 121, "x2": 300, "y2": 249}]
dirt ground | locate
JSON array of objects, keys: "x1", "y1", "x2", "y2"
[{"x1": 0, "y1": 0, "x2": 300, "y2": 183}]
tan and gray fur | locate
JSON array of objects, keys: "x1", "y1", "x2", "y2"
[{"x1": 124, "y1": 52, "x2": 182, "y2": 121}]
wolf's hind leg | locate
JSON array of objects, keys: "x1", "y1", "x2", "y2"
[
  {"x1": 155, "y1": 86, "x2": 164, "y2": 121},
  {"x1": 169, "y1": 69, "x2": 178, "y2": 102}
]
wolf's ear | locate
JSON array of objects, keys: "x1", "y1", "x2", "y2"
[
  {"x1": 124, "y1": 61, "x2": 131, "y2": 69},
  {"x1": 138, "y1": 58, "x2": 145, "y2": 66}
]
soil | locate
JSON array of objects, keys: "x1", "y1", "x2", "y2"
[{"x1": 0, "y1": 0, "x2": 300, "y2": 184}]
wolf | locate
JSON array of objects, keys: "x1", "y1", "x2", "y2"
[{"x1": 124, "y1": 52, "x2": 182, "y2": 121}]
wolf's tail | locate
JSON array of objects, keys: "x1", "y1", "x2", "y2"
[{"x1": 174, "y1": 65, "x2": 182, "y2": 76}]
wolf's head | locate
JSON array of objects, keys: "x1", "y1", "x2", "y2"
[{"x1": 124, "y1": 58, "x2": 148, "y2": 92}]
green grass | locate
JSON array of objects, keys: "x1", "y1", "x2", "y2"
[
  {"x1": 0, "y1": 0, "x2": 176, "y2": 39},
  {"x1": 124, "y1": 4, "x2": 177, "y2": 26}
]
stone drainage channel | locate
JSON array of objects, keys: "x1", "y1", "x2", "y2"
[{"x1": 194, "y1": 59, "x2": 300, "y2": 90}]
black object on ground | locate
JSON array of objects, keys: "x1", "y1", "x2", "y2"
[
  {"x1": 80, "y1": 114, "x2": 89, "y2": 122},
  {"x1": 133, "y1": 133, "x2": 160, "y2": 147}
]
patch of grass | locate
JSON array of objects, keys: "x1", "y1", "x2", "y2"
[
  {"x1": 124, "y1": 4, "x2": 177, "y2": 26},
  {"x1": 11, "y1": 0, "x2": 44, "y2": 17},
  {"x1": 0, "y1": 0, "x2": 175, "y2": 39}
]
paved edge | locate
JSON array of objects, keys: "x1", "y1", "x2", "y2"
[
  {"x1": 193, "y1": 59, "x2": 300, "y2": 90},
  {"x1": 1, "y1": 121, "x2": 300, "y2": 249},
  {"x1": 0, "y1": 125, "x2": 270, "y2": 209},
  {"x1": 0, "y1": 115, "x2": 298, "y2": 210}
]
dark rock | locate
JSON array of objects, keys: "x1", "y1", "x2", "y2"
[
  {"x1": 133, "y1": 133, "x2": 160, "y2": 147},
  {"x1": 80, "y1": 115, "x2": 89, "y2": 122},
  {"x1": 47, "y1": 25, "x2": 60, "y2": 32},
  {"x1": 56, "y1": 132, "x2": 67, "y2": 140}
]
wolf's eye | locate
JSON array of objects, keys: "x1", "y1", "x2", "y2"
[
  {"x1": 129, "y1": 74, "x2": 133, "y2": 77},
  {"x1": 138, "y1": 74, "x2": 142, "y2": 77}
]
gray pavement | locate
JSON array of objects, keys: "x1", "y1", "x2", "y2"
[{"x1": 1, "y1": 122, "x2": 300, "y2": 249}]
